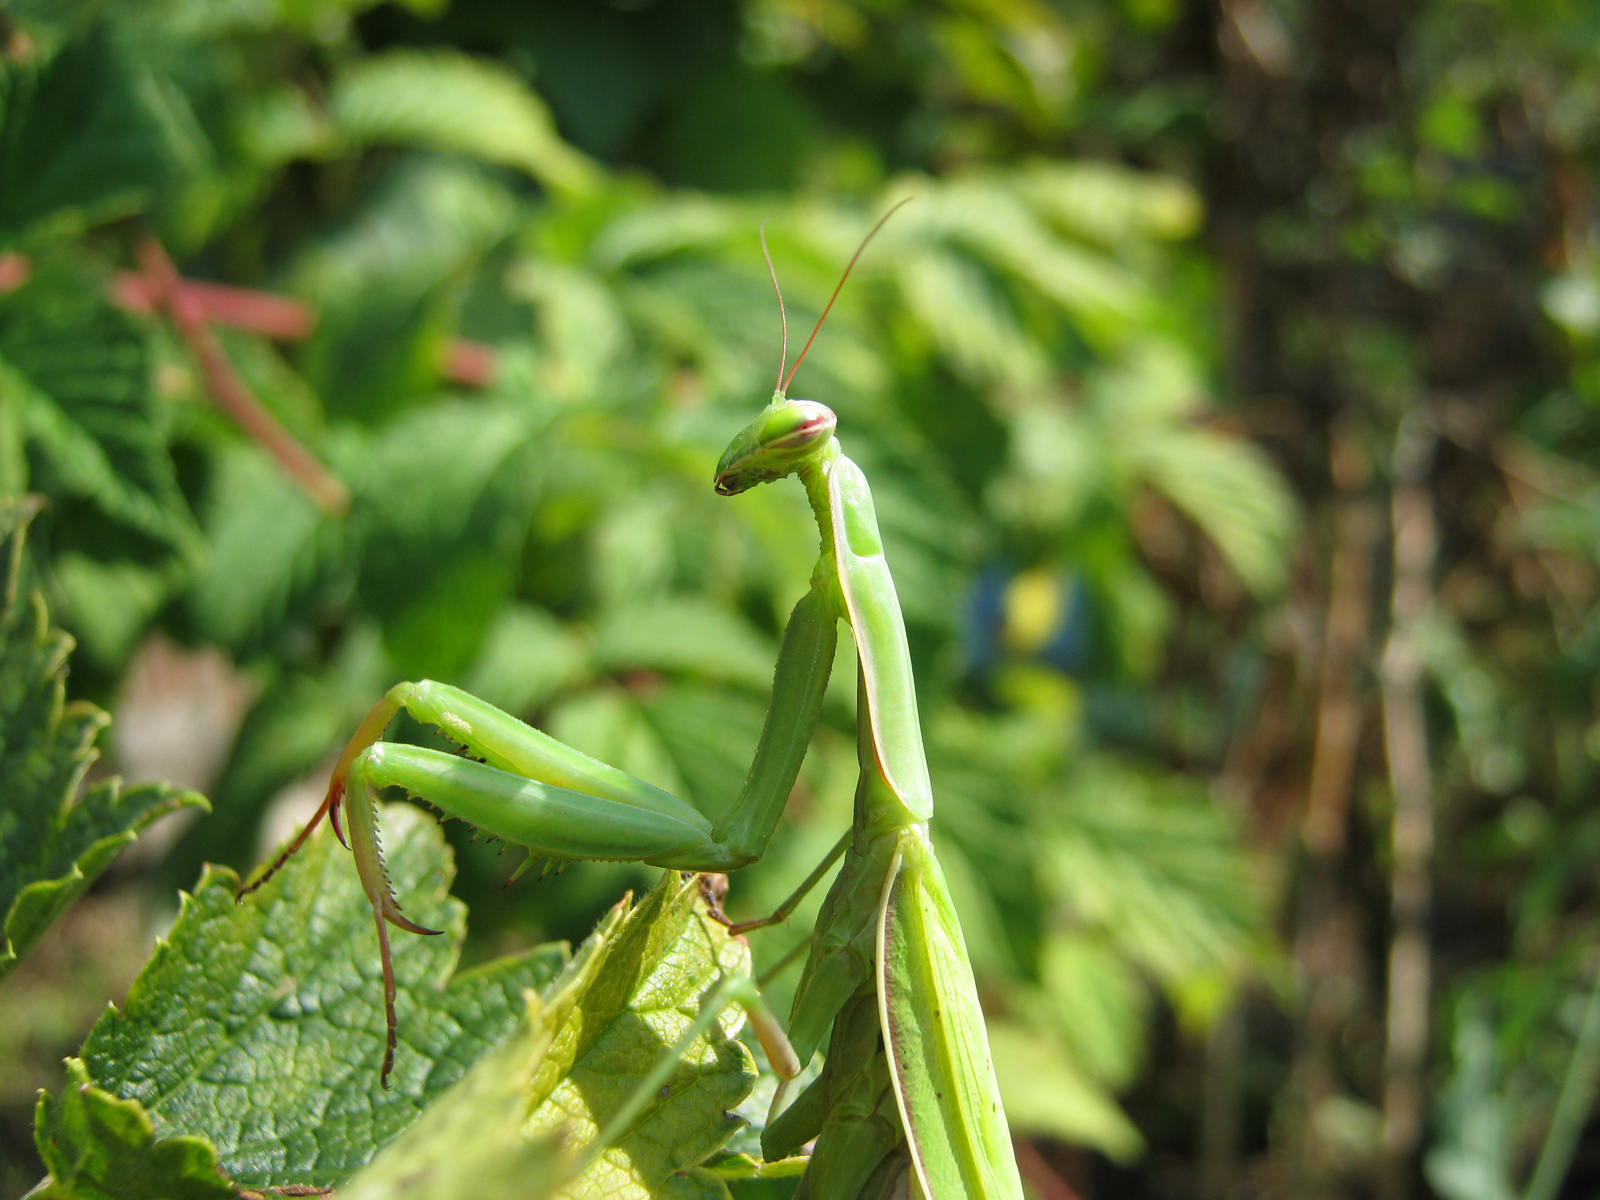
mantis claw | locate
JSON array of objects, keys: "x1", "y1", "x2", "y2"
[
  {"x1": 383, "y1": 900, "x2": 442, "y2": 937},
  {"x1": 329, "y1": 790, "x2": 349, "y2": 850}
]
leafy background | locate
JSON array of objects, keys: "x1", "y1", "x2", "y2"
[{"x1": 2, "y1": 0, "x2": 1600, "y2": 1197}]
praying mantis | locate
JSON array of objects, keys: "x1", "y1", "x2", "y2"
[{"x1": 240, "y1": 205, "x2": 1024, "y2": 1199}]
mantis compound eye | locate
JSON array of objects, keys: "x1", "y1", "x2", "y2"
[{"x1": 757, "y1": 400, "x2": 835, "y2": 452}]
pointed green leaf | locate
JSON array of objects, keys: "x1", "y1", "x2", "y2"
[
  {"x1": 339, "y1": 1006, "x2": 568, "y2": 1200},
  {"x1": 0, "y1": 499, "x2": 205, "y2": 982},
  {"x1": 0, "y1": 257, "x2": 199, "y2": 552},
  {"x1": 0, "y1": 27, "x2": 177, "y2": 240},
  {"x1": 331, "y1": 48, "x2": 598, "y2": 195},
  {"x1": 1046, "y1": 760, "x2": 1259, "y2": 985},
  {"x1": 32, "y1": 1059, "x2": 235, "y2": 1200},
  {"x1": 75, "y1": 803, "x2": 567, "y2": 1189},
  {"x1": 526, "y1": 872, "x2": 757, "y2": 1200},
  {"x1": 984, "y1": 1022, "x2": 1142, "y2": 1162},
  {"x1": 344, "y1": 871, "x2": 759, "y2": 1200}
]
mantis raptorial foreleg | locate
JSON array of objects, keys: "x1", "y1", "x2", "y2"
[
  {"x1": 240, "y1": 205, "x2": 1024, "y2": 1198},
  {"x1": 241, "y1": 589, "x2": 836, "y2": 1084}
]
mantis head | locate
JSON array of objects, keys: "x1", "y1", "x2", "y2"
[
  {"x1": 716, "y1": 201, "x2": 907, "y2": 499},
  {"x1": 714, "y1": 397, "x2": 836, "y2": 495}
]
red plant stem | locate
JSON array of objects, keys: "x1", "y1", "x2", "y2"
[
  {"x1": 12, "y1": 252, "x2": 494, "y2": 389},
  {"x1": 113, "y1": 269, "x2": 495, "y2": 387},
  {"x1": 135, "y1": 238, "x2": 349, "y2": 515},
  {"x1": 0, "y1": 252, "x2": 32, "y2": 294},
  {"x1": 112, "y1": 271, "x2": 317, "y2": 340}
]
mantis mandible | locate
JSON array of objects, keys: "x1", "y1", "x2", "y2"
[{"x1": 241, "y1": 204, "x2": 1024, "y2": 1200}]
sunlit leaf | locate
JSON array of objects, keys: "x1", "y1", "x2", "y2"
[
  {"x1": 332, "y1": 48, "x2": 598, "y2": 195},
  {"x1": 0, "y1": 500, "x2": 204, "y2": 983},
  {"x1": 76, "y1": 805, "x2": 566, "y2": 1188}
]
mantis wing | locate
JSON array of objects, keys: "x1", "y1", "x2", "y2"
[{"x1": 877, "y1": 830, "x2": 1023, "y2": 1200}]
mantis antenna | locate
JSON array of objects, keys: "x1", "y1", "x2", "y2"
[
  {"x1": 760, "y1": 219, "x2": 788, "y2": 394},
  {"x1": 780, "y1": 197, "x2": 912, "y2": 395}
]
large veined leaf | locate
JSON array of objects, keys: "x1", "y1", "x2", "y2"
[
  {"x1": 345, "y1": 872, "x2": 758, "y2": 1200},
  {"x1": 0, "y1": 26, "x2": 177, "y2": 240},
  {"x1": 32, "y1": 1060, "x2": 234, "y2": 1200},
  {"x1": 0, "y1": 499, "x2": 204, "y2": 983},
  {"x1": 69, "y1": 804, "x2": 566, "y2": 1189},
  {"x1": 523, "y1": 871, "x2": 756, "y2": 1199},
  {"x1": 0, "y1": 257, "x2": 199, "y2": 553}
]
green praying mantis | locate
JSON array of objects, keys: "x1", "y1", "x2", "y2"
[{"x1": 240, "y1": 204, "x2": 1024, "y2": 1200}]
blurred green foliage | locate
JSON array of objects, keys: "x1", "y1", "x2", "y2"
[{"x1": 10, "y1": 0, "x2": 1600, "y2": 1195}]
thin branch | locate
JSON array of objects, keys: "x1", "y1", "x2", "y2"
[
  {"x1": 112, "y1": 272, "x2": 316, "y2": 340},
  {"x1": 1303, "y1": 423, "x2": 1381, "y2": 860},
  {"x1": 114, "y1": 267, "x2": 495, "y2": 389},
  {"x1": 135, "y1": 237, "x2": 349, "y2": 515},
  {"x1": 1378, "y1": 408, "x2": 1438, "y2": 1200}
]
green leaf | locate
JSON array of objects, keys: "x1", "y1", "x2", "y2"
[
  {"x1": 524, "y1": 872, "x2": 756, "y2": 1199},
  {"x1": 1137, "y1": 427, "x2": 1296, "y2": 596},
  {"x1": 549, "y1": 689, "x2": 690, "y2": 799},
  {"x1": 1045, "y1": 758, "x2": 1259, "y2": 986},
  {"x1": 46, "y1": 553, "x2": 173, "y2": 668},
  {"x1": 344, "y1": 871, "x2": 758, "y2": 1200},
  {"x1": 75, "y1": 803, "x2": 567, "y2": 1189},
  {"x1": 0, "y1": 27, "x2": 176, "y2": 241},
  {"x1": 591, "y1": 598, "x2": 779, "y2": 691},
  {"x1": 32, "y1": 1059, "x2": 235, "y2": 1200},
  {"x1": 986, "y1": 1022, "x2": 1143, "y2": 1162},
  {"x1": 337, "y1": 998, "x2": 569, "y2": 1200},
  {"x1": 462, "y1": 603, "x2": 588, "y2": 717},
  {"x1": 0, "y1": 257, "x2": 200, "y2": 552},
  {"x1": 291, "y1": 158, "x2": 517, "y2": 418},
  {"x1": 1019, "y1": 160, "x2": 1203, "y2": 247},
  {"x1": 896, "y1": 246, "x2": 1047, "y2": 389},
  {"x1": 189, "y1": 442, "x2": 333, "y2": 649},
  {"x1": 638, "y1": 684, "x2": 767, "y2": 820},
  {"x1": 0, "y1": 499, "x2": 205, "y2": 982},
  {"x1": 331, "y1": 48, "x2": 599, "y2": 195}
]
